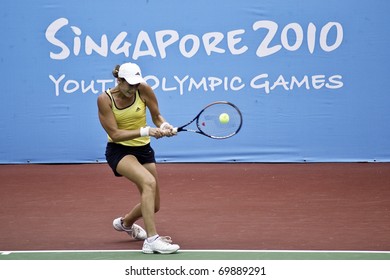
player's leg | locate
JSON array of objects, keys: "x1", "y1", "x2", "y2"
[
  {"x1": 121, "y1": 162, "x2": 160, "y2": 227},
  {"x1": 115, "y1": 155, "x2": 179, "y2": 254},
  {"x1": 116, "y1": 155, "x2": 158, "y2": 237},
  {"x1": 143, "y1": 162, "x2": 160, "y2": 212}
]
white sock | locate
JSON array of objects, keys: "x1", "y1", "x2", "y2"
[{"x1": 147, "y1": 235, "x2": 159, "y2": 243}]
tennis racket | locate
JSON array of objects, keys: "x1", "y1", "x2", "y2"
[{"x1": 173, "y1": 101, "x2": 243, "y2": 139}]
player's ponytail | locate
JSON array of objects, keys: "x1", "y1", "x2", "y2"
[{"x1": 112, "y1": 65, "x2": 120, "y2": 78}]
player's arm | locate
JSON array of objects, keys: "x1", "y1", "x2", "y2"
[
  {"x1": 97, "y1": 93, "x2": 163, "y2": 141},
  {"x1": 139, "y1": 83, "x2": 166, "y2": 127},
  {"x1": 139, "y1": 84, "x2": 175, "y2": 136}
]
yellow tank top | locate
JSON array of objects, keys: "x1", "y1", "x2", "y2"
[{"x1": 106, "y1": 89, "x2": 150, "y2": 146}]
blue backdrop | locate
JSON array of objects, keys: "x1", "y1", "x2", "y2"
[{"x1": 1, "y1": 0, "x2": 389, "y2": 163}]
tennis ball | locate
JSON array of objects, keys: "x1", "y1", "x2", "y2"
[{"x1": 219, "y1": 113, "x2": 230, "y2": 124}]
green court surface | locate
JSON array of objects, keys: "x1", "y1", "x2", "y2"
[{"x1": 1, "y1": 250, "x2": 390, "y2": 260}]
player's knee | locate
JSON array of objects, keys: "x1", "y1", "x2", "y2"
[{"x1": 141, "y1": 177, "x2": 157, "y2": 194}]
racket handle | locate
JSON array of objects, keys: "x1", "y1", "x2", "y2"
[{"x1": 172, "y1": 127, "x2": 185, "y2": 134}]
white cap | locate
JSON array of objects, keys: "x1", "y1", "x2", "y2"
[{"x1": 118, "y1": 62, "x2": 145, "y2": 85}]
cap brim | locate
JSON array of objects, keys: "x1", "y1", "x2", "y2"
[{"x1": 124, "y1": 76, "x2": 145, "y2": 85}]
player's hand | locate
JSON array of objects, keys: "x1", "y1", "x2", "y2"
[
  {"x1": 160, "y1": 122, "x2": 177, "y2": 137},
  {"x1": 149, "y1": 127, "x2": 165, "y2": 139},
  {"x1": 162, "y1": 129, "x2": 176, "y2": 137}
]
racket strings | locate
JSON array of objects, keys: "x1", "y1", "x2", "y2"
[{"x1": 197, "y1": 103, "x2": 242, "y2": 138}]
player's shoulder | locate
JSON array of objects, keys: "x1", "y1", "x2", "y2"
[
  {"x1": 97, "y1": 91, "x2": 108, "y2": 100},
  {"x1": 138, "y1": 82, "x2": 155, "y2": 99},
  {"x1": 97, "y1": 90, "x2": 111, "y2": 106}
]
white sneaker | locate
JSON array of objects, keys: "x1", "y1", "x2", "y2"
[
  {"x1": 142, "y1": 236, "x2": 180, "y2": 254},
  {"x1": 112, "y1": 217, "x2": 147, "y2": 240}
]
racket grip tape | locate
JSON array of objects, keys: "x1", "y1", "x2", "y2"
[{"x1": 173, "y1": 127, "x2": 185, "y2": 134}]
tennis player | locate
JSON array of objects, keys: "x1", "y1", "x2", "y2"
[{"x1": 97, "y1": 62, "x2": 179, "y2": 254}]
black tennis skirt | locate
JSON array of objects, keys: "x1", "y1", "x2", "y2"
[{"x1": 105, "y1": 142, "x2": 156, "y2": 177}]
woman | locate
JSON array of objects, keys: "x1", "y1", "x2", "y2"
[{"x1": 97, "y1": 62, "x2": 179, "y2": 254}]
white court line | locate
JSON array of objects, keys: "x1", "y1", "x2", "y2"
[{"x1": 2, "y1": 249, "x2": 390, "y2": 255}]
